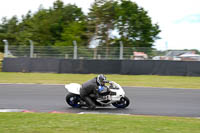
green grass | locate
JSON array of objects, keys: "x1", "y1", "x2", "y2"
[
  {"x1": 0, "y1": 72, "x2": 200, "y2": 89},
  {"x1": 0, "y1": 113, "x2": 200, "y2": 133}
]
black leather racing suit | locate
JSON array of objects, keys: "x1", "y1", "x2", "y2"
[{"x1": 80, "y1": 77, "x2": 99, "y2": 109}]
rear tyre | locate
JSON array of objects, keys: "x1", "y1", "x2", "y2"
[
  {"x1": 112, "y1": 96, "x2": 130, "y2": 108},
  {"x1": 66, "y1": 93, "x2": 81, "y2": 108}
]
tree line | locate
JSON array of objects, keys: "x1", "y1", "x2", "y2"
[{"x1": 0, "y1": 0, "x2": 161, "y2": 52}]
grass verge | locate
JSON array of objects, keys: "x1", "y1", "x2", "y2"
[
  {"x1": 0, "y1": 113, "x2": 200, "y2": 133},
  {"x1": 0, "y1": 72, "x2": 200, "y2": 89}
]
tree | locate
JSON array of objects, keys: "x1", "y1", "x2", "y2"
[
  {"x1": 17, "y1": 11, "x2": 34, "y2": 45},
  {"x1": 0, "y1": 16, "x2": 19, "y2": 46},
  {"x1": 0, "y1": 17, "x2": 8, "y2": 52},
  {"x1": 115, "y1": 0, "x2": 160, "y2": 47},
  {"x1": 11, "y1": 0, "x2": 86, "y2": 46},
  {"x1": 55, "y1": 21, "x2": 88, "y2": 46},
  {"x1": 87, "y1": 0, "x2": 117, "y2": 57},
  {"x1": 88, "y1": 0, "x2": 160, "y2": 49},
  {"x1": 52, "y1": 0, "x2": 87, "y2": 46}
]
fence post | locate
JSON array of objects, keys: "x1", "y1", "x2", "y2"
[
  {"x1": 120, "y1": 41, "x2": 123, "y2": 60},
  {"x1": 73, "y1": 40, "x2": 77, "y2": 59},
  {"x1": 3, "y1": 40, "x2": 9, "y2": 57},
  {"x1": 93, "y1": 48, "x2": 97, "y2": 59},
  {"x1": 29, "y1": 40, "x2": 34, "y2": 58}
]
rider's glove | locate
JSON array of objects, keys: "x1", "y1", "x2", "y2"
[{"x1": 98, "y1": 86, "x2": 104, "y2": 93}]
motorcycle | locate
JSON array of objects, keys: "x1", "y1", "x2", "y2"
[{"x1": 64, "y1": 81, "x2": 130, "y2": 108}]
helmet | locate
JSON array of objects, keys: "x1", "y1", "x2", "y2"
[{"x1": 97, "y1": 74, "x2": 107, "y2": 86}]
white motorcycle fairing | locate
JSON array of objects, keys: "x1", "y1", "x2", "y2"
[
  {"x1": 108, "y1": 81, "x2": 125, "y2": 101},
  {"x1": 65, "y1": 83, "x2": 81, "y2": 95}
]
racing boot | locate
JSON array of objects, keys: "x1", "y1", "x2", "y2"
[{"x1": 84, "y1": 97, "x2": 96, "y2": 110}]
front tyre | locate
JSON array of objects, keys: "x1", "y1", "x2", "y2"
[
  {"x1": 66, "y1": 93, "x2": 81, "y2": 108},
  {"x1": 112, "y1": 96, "x2": 130, "y2": 108}
]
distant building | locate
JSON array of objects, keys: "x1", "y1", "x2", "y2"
[
  {"x1": 133, "y1": 52, "x2": 148, "y2": 60},
  {"x1": 153, "y1": 50, "x2": 200, "y2": 61},
  {"x1": 165, "y1": 50, "x2": 195, "y2": 57},
  {"x1": 179, "y1": 53, "x2": 200, "y2": 61}
]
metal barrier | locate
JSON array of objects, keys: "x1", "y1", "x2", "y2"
[
  {"x1": 2, "y1": 44, "x2": 166, "y2": 60},
  {"x1": 3, "y1": 57, "x2": 200, "y2": 76},
  {"x1": 2, "y1": 40, "x2": 200, "y2": 61}
]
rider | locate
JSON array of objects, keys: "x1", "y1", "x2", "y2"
[{"x1": 80, "y1": 74, "x2": 108, "y2": 109}]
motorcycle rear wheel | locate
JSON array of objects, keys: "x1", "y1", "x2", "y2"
[
  {"x1": 112, "y1": 96, "x2": 130, "y2": 108},
  {"x1": 66, "y1": 93, "x2": 81, "y2": 108}
]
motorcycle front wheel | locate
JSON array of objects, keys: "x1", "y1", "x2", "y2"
[
  {"x1": 112, "y1": 96, "x2": 130, "y2": 108},
  {"x1": 66, "y1": 93, "x2": 81, "y2": 108}
]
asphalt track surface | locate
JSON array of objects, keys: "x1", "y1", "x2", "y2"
[{"x1": 0, "y1": 84, "x2": 200, "y2": 117}]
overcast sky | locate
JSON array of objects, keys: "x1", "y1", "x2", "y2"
[{"x1": 0, "y1": 0, "x2": 200, "y2": 50}]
